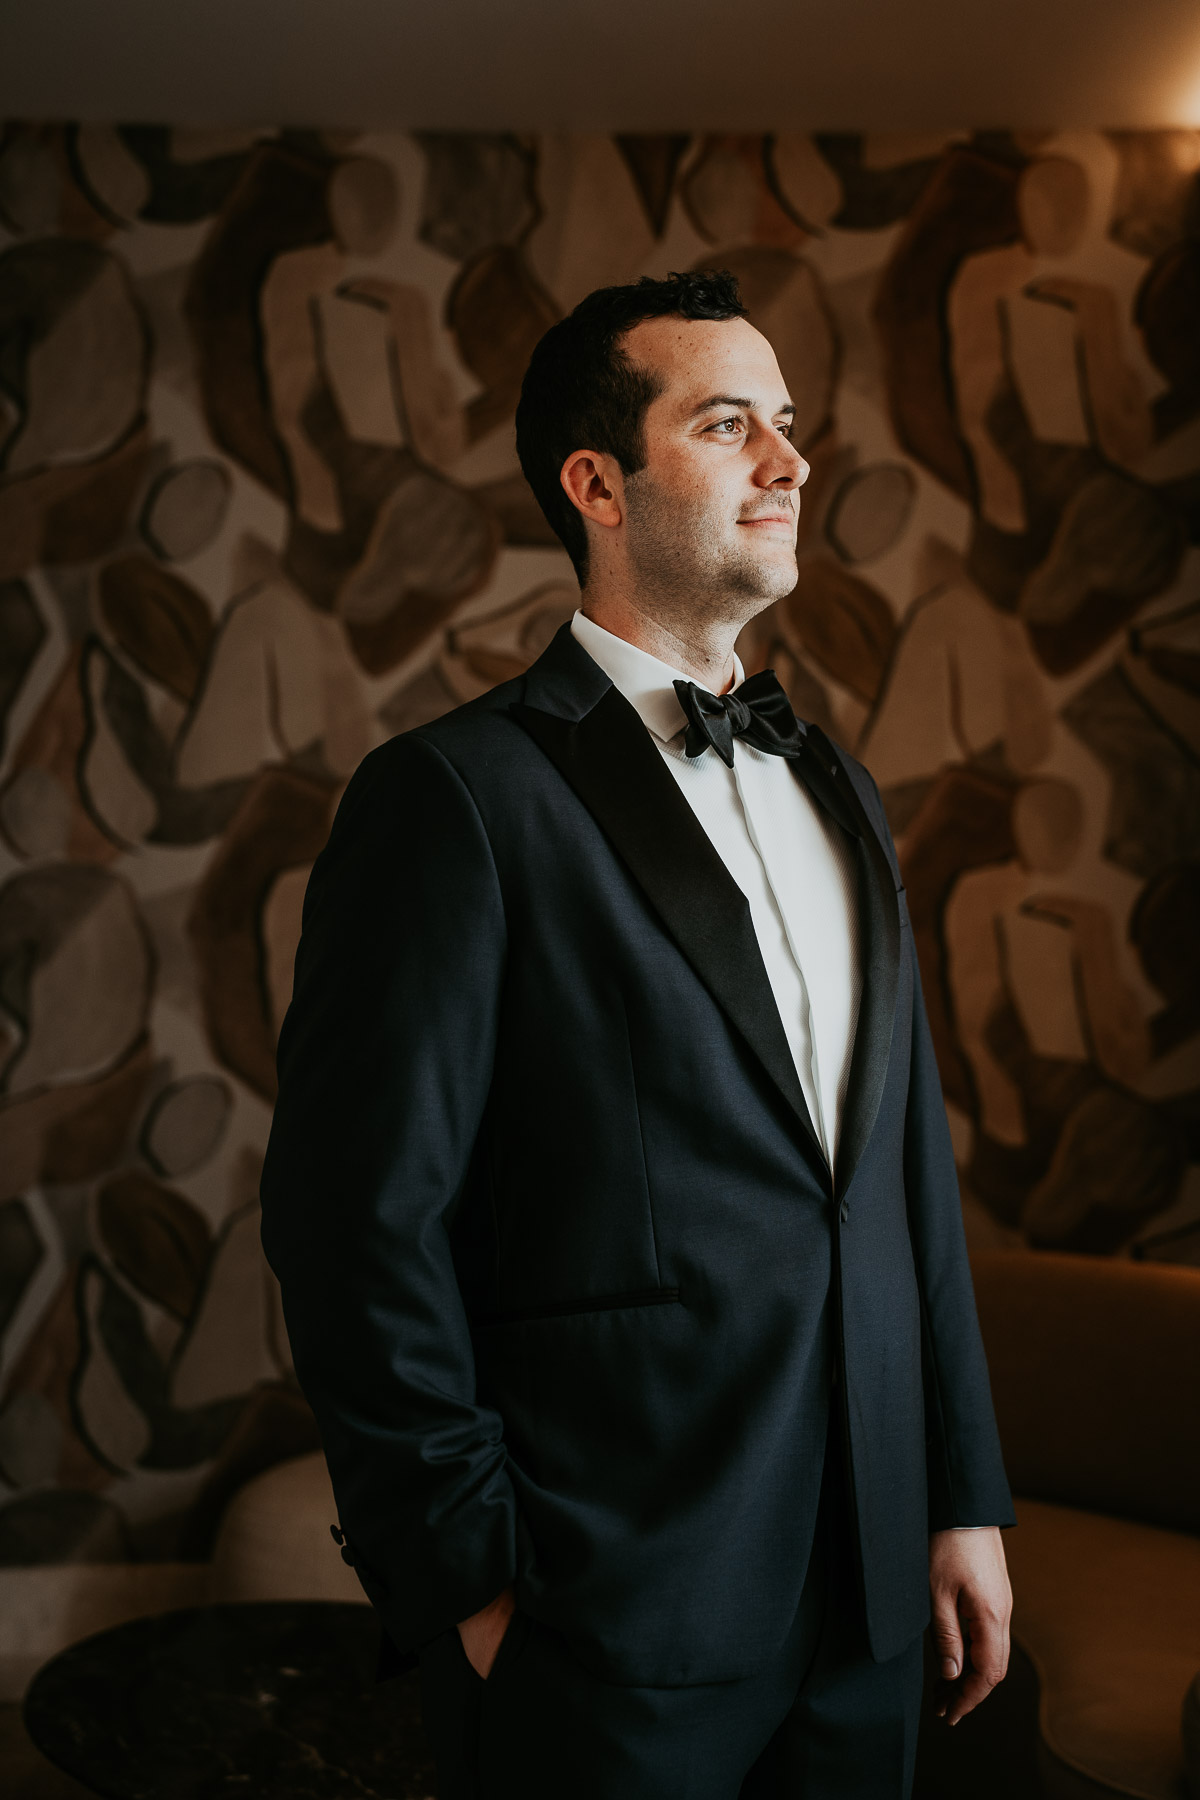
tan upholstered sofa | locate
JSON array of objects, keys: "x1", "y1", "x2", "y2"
[{"x1": 971, "y1": 1251, "x2": 1200, "y2": 1800}]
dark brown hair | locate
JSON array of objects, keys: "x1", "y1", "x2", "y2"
[{"x1": 515, "y1": 269, "x2": 747, "y2": 582}]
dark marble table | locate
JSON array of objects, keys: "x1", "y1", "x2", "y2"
[{"x1": 22, "y1": 1601, "x2": 437, "y2": 1799}]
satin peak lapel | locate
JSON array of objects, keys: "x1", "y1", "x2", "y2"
[
  {"x1": 512, "y1": 679, "x2": 829, "y2": 1182},
  {"x1": 799, "y1": 726, "x2": 901, "y2": 1202}
]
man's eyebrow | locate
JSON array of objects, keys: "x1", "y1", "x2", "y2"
[{"x1": 686, "y1": 394, "x2": 797, "y2": 419}]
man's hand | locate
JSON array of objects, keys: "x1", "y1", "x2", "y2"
[
  {"x1": 928, "y1": 1526, "x2": 1012, "y2": 1726},
  {"x1": 457, "y1": 1585, "x2": 517, "y2": 1679}
]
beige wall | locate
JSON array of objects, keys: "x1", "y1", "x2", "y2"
[{"x1": 0, "y1": 124, "x2": 1198, "y2": 1569}]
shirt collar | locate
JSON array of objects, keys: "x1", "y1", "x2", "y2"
[{"x1": 569, "y1": 611, "x2": 745, "y2": 747}]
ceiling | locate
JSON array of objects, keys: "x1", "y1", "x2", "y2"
[{"x1": 3, "y1": 0, "x2": 1200, "y2": 130}]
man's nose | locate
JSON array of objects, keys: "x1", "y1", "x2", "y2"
[{"x1": 758, "y1": 428, "x2": 809, "y2": 489}]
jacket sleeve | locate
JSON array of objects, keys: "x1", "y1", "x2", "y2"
[
  {"x1": 902, "y1": 937, "x2": 1016, "y2": 1530},
  {"x1": 259, "y1": 731, "x2": 516, "y2": 1651},
  {"x1": 853, "y1": 762, "x2": 1015, "y2": 1533}
]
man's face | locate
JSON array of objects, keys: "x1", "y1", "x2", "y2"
[{"x1": 617, "y1": 315, "x2": 809, "y2": 619}]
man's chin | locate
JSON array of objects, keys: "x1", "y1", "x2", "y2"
[{"x1": 731, "y1": 550, "x2": 798, "y2": 604}]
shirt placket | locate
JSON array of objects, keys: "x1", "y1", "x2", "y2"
[{"x1": 729, "y1": 747, "x2": 830, "y2": 1165}]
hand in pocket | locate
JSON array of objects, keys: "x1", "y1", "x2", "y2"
[{"x1": 457, "y1": 1586, "x2": 517, "y2": 1680}]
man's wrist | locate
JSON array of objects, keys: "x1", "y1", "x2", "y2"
[
  {"x1": 456, "y1": 1585, "x2": 517, "y2": 1680},
  {"x1": 458, "y1": 1584, "x2": 516, "y2": 1630}
]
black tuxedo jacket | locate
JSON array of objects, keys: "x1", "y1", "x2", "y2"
[{"x1": 260, "y1": 623, "x2": 1013, "y2": 1688}]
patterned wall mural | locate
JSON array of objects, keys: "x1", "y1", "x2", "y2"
[{"x1": 0, "y1": 123, "x2": 1198, "y2": 1570}]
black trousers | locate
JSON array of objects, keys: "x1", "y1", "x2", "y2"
[{"x1": 420, "y1": 1413, "x2": 924, "y2": 1800}]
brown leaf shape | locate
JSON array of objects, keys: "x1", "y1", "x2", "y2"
[
  {"x1": 613, "y1": 135, "x2": 690, "y2": 238},
  {"x1": 0, "y1": 1038, "x2": 152, "y2": 1201},
  {"x1": 98, "y1": 554, "x2": 214, "y2": 702},
  {"x1": 0, "y1": 426, "x2": 151, "y2": 581},
  {"x1": 1022, "y1": 1088, "x2": 1186, "y2": 1253},
  {"x1": 0, "y1": 1261, "x2": 110, "y2": 1491},
  {"x1": 188, "y1": 766, "x2": 336, "y2": 1100},
  {"x1": 784, "y1": 560, "x2": 895, "y2": 703},
  {"x1": 683, "y1": 136, "x2": 807, "y2": 249},
  {"x1": 338, "y1": 466, "x2": 500, "y2": 675},
  {"x1": 184, "y1": 143, "x2": 333, "y2": 497},
  {"x1": 96, "y1": 1170, "x2": 212, "y2": 1322},
  {"x1": 873, "y1": 147, "x2": 1023, "y2": 499},
  {"x1": 447, "y1": 247, "x2": 558, "y2": 441}
]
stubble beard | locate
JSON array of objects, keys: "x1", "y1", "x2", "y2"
[{"x1": 623, "y1": 470, "x2": 798, "y2": 638}]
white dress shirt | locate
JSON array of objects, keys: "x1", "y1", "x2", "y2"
[{"x1": 571, "y1": 611, "x2": 861, "y2": 1166}]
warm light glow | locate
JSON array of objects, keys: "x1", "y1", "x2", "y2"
[{"x1": 1177, "y1": 65, "x2": 1200, "y2": 127}]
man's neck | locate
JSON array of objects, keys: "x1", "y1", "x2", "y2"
[{"x1": 579, "y1": 593, "x2": 741, "y2": 694}]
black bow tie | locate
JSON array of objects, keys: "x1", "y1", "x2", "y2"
[{"x1": 673, "y1": 669, "x2": 806, "y2": 768}]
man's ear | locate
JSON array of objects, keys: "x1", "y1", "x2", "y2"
[{"x1": 560, "y1": 451, "x2": 623, "y2": 531}]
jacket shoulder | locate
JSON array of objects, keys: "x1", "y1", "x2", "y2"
[{"x1": 351, "y1": 674, "x2": 533, "y2": 790}]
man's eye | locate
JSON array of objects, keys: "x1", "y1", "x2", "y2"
[{"x1": 712, "y1": 418, "x2": 742, "y2": 435}]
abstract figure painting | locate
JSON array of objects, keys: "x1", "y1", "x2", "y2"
[{"x1": 0, "y1": 124, "x2": 1197, "y2": 1568}]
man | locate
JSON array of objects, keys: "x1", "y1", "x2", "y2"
[{"x1": 260, "y1": 270, "x2": 1014, "y2": 1799}]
